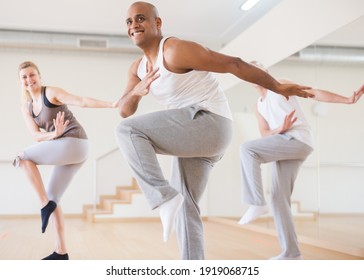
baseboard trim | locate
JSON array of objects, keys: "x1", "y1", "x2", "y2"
[{"x1": 0, "y1": 214, "x2": 83, "y2": 219}]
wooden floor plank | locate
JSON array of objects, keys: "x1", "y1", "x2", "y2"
[{"x1": 0, "y1": 217, "x2": 362, "y2": 260}]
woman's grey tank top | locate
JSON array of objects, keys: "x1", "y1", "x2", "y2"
[{"x1": 28, "y1": 87, "x2": 87, "y2": 139}]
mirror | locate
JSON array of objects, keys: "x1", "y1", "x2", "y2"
[{"x1": 225, "y1": 15, "x2": 364, "y2": 258}]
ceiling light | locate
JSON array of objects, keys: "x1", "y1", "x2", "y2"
[{"x1": 240, "y1": 0, "x2": 261, "y2": 11}]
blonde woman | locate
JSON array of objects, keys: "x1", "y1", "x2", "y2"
[{"x1": 14, "y1": 61, "x2": 117, "y2": 260}]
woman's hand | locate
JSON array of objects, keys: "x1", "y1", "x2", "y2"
[
  {"x1": 53, "y1": 111, "x2": 70, "y2": 138},
  {"x1": 348, "y1": 84, "x2": 364, "y2": 104},
  {"x1": 111, "y1": 97, "x2": 122, "y2": 108}
]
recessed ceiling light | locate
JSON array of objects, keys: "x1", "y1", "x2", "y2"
[{"x1": 240, "y1": 0, "x2": 261, "y2": 11}]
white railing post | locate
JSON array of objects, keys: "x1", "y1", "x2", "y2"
[
  {"x1": 93, "y1": 159, "x2": 98, "y2": 210},
  {"x1": 92, "y1": 147, "x2": 120, "y2": 210}
]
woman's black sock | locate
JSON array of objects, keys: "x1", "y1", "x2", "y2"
[
  {"x1": 42, "y1": 251, "x2": 69, "y2": 260},
  {"x1": 41, "y1": 200, "x2": 57, "y2": 233}
]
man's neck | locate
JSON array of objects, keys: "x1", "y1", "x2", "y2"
[{"x1": 141, "y1": 36, "x2": 163, "y2": 68}]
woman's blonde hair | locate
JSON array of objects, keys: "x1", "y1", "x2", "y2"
[{"x1": 18, "y1": 61, "x2": 41, "y2": 102}]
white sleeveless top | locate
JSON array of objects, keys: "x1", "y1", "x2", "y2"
[
  {"x1": 137, "y1": 37, "x2": 232, "y2": 120},
  {"x1": 257, "y1": 90, "x2": 314, "y2": 148}
]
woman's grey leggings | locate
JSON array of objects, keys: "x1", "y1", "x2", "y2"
[
  {"x1": 17, "y1": 137, "x2": 89, "y2": 203},
  {"x1": 115, "y1": 105, "x2": 233, "y2": 260}
]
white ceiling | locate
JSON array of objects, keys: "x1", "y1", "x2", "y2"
[
  {"x1": 316, "y1": 16, "x2": 364, "y2": 48},
  {"x1": 1, "y1": 0, "x2": 363, "y2": 50},
  {"x1": 0, "y1": 0, "x2": 281, "y2": 50}
]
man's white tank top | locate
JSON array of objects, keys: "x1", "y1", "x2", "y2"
[
  {"x1": 137, "y1": 37, "x2": 232, "y2": 120},
  {"x1": 257, "y1": 90, "x2": 314, "y2": 148}
]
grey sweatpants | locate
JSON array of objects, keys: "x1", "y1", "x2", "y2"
[
  {"x1": 240, "y1": 134, "x2": 313, "y2": 258},
  {"x1": 115, "y1": 105, "x2": 233, "y2": 260},
  {"x1": 19, "y1": 137, "x2": 89, "y2": 203}
]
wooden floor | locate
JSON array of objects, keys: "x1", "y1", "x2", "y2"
[
  {"x1": 0, "y1": 216, "x2": 362, "y2": 260},
  {"x1": 249, "y1": 214, "x2": 364, "y2": 256}
]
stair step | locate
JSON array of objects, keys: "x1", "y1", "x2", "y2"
[{"x1": 83, "y1": 178, "x2": 144, "y2": 222}]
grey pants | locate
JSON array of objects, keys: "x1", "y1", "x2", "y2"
[
  {"x1": 115, "y1": 105, "x2": 233, "y2": 259},
  {"x1": 18, "y1": 137, "x2": 89, "y2": 203},
  {"x1": 240, "y1": 134, "x2": 313, "y2": 257}
]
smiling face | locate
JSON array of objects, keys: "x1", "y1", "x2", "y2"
[
  {"x1": 19, "y1": 65, "x2": 41, "y2": 94},
  {"x1": 125, "y1": 2, "x2": 162, "y2": 49}
]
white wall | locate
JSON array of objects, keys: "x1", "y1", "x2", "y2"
[{"x1": 1, "y1": 48, "x2": 364, "y2": 216}]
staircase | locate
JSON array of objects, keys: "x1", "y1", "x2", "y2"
[
  {"x1": 83, "y1": 178, "x2": 143, "y2": 222},
  {"x1": 82, "y1": 177, "x2": 317, "y2": 223},
  {"x1": 291, "y1": 200, "x2": 318, "y2": 219}
]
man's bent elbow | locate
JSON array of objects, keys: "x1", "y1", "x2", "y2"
[{"x1": 118, "y1": 106, "x2": 134, "y2": 118}]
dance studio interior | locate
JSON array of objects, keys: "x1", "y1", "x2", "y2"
[{"x1": 0, "y1": 0, "x2": 363, "y2": 260}]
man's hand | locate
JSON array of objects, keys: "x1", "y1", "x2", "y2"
[
  {"x1": 277, "y1": 83, "x2": 314, "y2": 99},
  {"x1": 132, "y1": 67, "x2": 160, "y2": 97},
  {"x1": 279, "y1": 110, "x2": 297, "y2": 134}
]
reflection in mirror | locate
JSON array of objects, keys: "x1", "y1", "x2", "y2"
[
  {"x1": 285, "y1": 15, "x2": 364, "y2": 258},
  {"x1": 225, "y1": 15, "x2": 364, "y2": 259}
]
